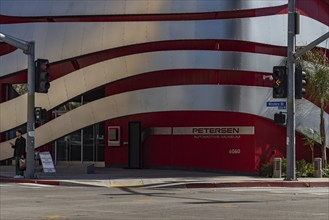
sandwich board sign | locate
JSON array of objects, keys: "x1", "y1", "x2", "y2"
[{"x1": 39, "y1": 151, "x2": 56, "y2": 173}]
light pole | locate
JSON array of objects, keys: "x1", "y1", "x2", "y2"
[{"x1": 0, "y1": 33, "x2": 36, "y2": 179}]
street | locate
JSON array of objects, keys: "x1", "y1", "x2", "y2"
[{"x1": 0, "y1": 183, "x2": 328, "y2": 220}]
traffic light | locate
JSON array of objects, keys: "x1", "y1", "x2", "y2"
[
  {"x1": 35, "y1": 59, "x2": 50, "y2": 93},
  {"x1": 295, "y1": 68, "x2": 307, "y2": 99},
  {"x1": 272, "y1": 66, "x2": 287, "y2": 98},
  {"x1": 35, "y1": 107, "x2": 47, "y2": 124},
  {"x1": 274, "y1": 112, "x2": 286, "y2": 125}
]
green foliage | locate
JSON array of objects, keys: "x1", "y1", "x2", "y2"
[
  {"x1": 297, "y1": 48, "x2": 329, "y2": 105},
  {"x1": 297, "y1": 48, "x2": 328, "y2": 168},
  {"x1": 12, "y1": 84, "x2": 28, "y2": 95},
  {"x1": 302, "y1": 49, "x2": 329, "y2": 105},
  {"x1": 259, "y1": 162, "x2": 273, "y2": 177},
  {"x1": 281, "y1": 158, "x2": 287, "y2": 176},
  {"x1": 296, "y1": 159, "x2": 306, "y2": 177},
  {"x1": 296, "y1": 160, "x2": 314, "y2": 177},
  {"x1": 302, "y1": 128, "x2": 321, "y2": 146},
  {"x1": 323, "y1": 165, "x2": 329, "y2": 177},
  {"x1": 260, "y1": 159, "x2": 316, "y2": 177}
]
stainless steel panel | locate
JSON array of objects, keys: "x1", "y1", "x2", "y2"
[
  {"x1": 69, "y1": 104, "x2": 96, "y2": 131},
  {"x1": 0, "y1": 0, "x2": 287, "y2": 16},
  {"x1": 60, "y1": 23, "x2": 85, "y2": 61},
  {"x1": 1, "y1": 15, "x2": 327, "y2": 77},
  {"x1": 90, "y1": 97, "x2": 119, "y2": 123},
  {"x1": 0, "y1": 51, "x2": 284, "y2": 132},
  {"x1": 148, "y1": 127, "x2": 172, "y2": 135},
  {"x1": 45, "y1": 79, "x2": 67, "y2": 110},
  {"x1": 0, "y1": 98, "x2": 19, "y2": 131},
  {"x1": 36, "y1": 123, "x2": 55, "y2": 148},
  {"x1": 83, "y1": 66, "x2": 107, "y2": 91},
  {"x1": 297, "y1": 16, "x2": 329, "y2": 48},
  {"x1": 64, "y1": 70, "x2": 87, "y2": 99},
  {"x1": 1, "y1": 85, "x2": 328, "y2": 160},
  {"x1": 47, "y1": 112, "x2": 74, "y2": 143}
]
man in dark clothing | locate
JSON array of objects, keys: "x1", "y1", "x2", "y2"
[{"x1": 10, "y1": 130, "x2": 26, "y2": 178}]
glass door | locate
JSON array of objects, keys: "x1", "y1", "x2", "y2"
[
  {"x1": 55, "y1": 130, "x2": 81, "y2": 162},
  {"x1": 83, "y1": 123, "x2": 104, "y2": 162},
  {"x1": 54, "y1": 123, "x2": 104, "y2": 163}
]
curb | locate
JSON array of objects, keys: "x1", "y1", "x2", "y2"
[
  {"x1": 0, "y1": 177, "x2": 97, "y2": 187},
  {"x1": 2, "y1": 178, "x2": 328, "y2": 188},
  {"x1": 0, "y1": 178, "x2": 60, "y2": 186},
  {"x1": 184, "y1": 181, "x2": 329, "y2": 188}
]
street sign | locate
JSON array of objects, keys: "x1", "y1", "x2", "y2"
[{"x1": 266, "y1": 101, "x2": 286, "y2": 109}]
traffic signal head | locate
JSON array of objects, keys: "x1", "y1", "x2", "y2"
[
  {"x1": 274, "y1": 112, "x2": 286, "y2": 125},
  {"x1": 295, "y1": 68, "x2": 307, "y2": 99},
  {"x1": 272, "y1": 66, "x2": 287, "y2": 98},
  {"x1": 35, "y1": 59, "x2": 50, "y2": 93},
  {"x1": 34, "y1": 107, "x2": 48, "y2": 124}
]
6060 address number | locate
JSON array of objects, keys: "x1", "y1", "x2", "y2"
[{"x1": 229, "y1": 149, "x2": 240, "y2": 154}]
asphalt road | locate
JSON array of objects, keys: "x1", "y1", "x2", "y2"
[{"x1": 0, "y1": 183, "x2": 328, "y2": 220}]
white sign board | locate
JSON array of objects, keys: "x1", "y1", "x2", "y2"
[
  {"x1": 39, "y1": 152, "x2": 56, "y2": 173},
  {"x1": 108, "y1": 126, "x2": 121, "y2": 146},
  {"x1": 173, "y1": 126, "x2": 255, "y2": 135}
]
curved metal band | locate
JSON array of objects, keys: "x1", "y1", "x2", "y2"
[
  {"x1": 1, "y1": 15, "x2": 328, "y2": 76},
  {"x1": 0, "y1": 0, "x2": 287, "y2": 16},
  {"x1": 1, "y1": 85, "x2": 328, "y2": 160},
  {"x1": 0, "y1": 50, "x2": 285, "y2": 132}
]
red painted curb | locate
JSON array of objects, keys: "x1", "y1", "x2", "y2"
[
  {"x1": 185, "y1": 181, "x2": 329, "y2": 188},
  {"x1": 0, "y1": 178, "x2": 60, "y2": 186}
]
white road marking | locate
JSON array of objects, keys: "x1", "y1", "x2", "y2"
[
  {"x1": 225, "y1": 187, "x2": 329, "y2": 196},
  {"x1": 0, "y1": 184, "x2": 13, "y2": 187},
  {"x1": 18, "y1": 183, "x2": 55, "y2": 188}
]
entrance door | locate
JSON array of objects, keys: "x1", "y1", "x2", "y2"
[
  {"x1": 54, "y1": 123, "x2": 104, "y2": 163},
  {"x1": 83, "y1": 123, "x2": 104, "y2": 162},
  {"x1": 55, "y1": 130, "x2": 82, "y2": 163},
  {"x1": 128, "y1": 121, "x2": 142, "y2": 169}
]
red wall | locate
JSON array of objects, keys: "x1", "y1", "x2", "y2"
[
  {"x1": 104, "y1": 111, "x2": 323, "y2": 173},
  {"x1": 105, "y1": 111, "x2": 257, "y2": 173}
]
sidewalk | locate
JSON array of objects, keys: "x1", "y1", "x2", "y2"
[{"x1": 1, "y1": 168, "x2": 328, "y2": 188}]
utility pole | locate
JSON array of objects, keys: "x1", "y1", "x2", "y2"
[
  {"x1": 286, "y1": 0, "x2": 297, "y2": 180},
  {"x1": 0, "y1": 33, "x2": 36, "y2": 179}
]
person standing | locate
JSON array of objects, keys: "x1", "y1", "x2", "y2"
[{"x1": 10, "y1": 130, "x2": 26, "y2": 178}]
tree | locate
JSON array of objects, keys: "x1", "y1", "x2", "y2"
[
  {"x1": 302, "y1": 128, "x2": 321, "y2": 163},
  {"x1": 12, "y1": 83, "x2": 28, "y2": 95},
  {"x1": 298, "y1": 48, "x2": 329, "y2": 168}
]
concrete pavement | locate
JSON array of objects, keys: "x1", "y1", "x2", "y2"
[
  {"x1": 1, "y1": 168, "x2": 328, "y2": 188},
  {"x1": 2, "y1": 182, "x2": 328, "y2": 220}
]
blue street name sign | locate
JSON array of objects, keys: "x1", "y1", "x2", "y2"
[{"x1": 266, "y1": 101, "x2": 286, "y2": 109}]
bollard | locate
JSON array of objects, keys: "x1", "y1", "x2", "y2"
[
  {"x1": 273, "y1": 158, "x2": 282, "y2": 178},
  {"x1": 314, "y1": 158, "x2": 322, "y2": 178}
]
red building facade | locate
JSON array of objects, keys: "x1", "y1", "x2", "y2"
[{"x1": 0, "y1": 0, "x2": 328, "y2": 173}]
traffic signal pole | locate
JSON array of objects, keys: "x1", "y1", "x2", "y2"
[
  {"x1": 26, "y1": 42, "x2": 36, "y2": 179},
  {"x1": 0, "y1": 33, "x2": 36, "y2": 179},
  {"x1": 285, "y1": 1, "x2": 329, "y2": 181},
  {"x1": 286, "y1": 0, "x2": 297, "y2": 180}
]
